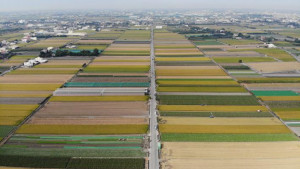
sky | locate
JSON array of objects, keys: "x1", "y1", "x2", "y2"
[{"x1": 1, "y1": 0, "x2": 300, "y2": 12}]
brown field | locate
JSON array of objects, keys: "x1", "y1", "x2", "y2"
[
  {"x1": 156, "y1": 66, "x2": 221, "y2": 70},
  {"x1": 156, "y1": 76, "x2": 232, "y2": 79},
  {"x1": 71, "y1": 77, "x2": 149, "y2": 83},
  {"x1": 160, "y1": 117, "x2": 282, "y2": 125},
  {"x1": 33, "y1": 102, "x2": 148, "y2": 117},
  {"x1": 205, "y1": 51, "x2": 262, "y2": 56},
  {"x1": 94, "y1": 56, "x2": 150, "y2": 61},
  {"x1": 247, "y1": 62, "x2": 300, "y2": 73},
  {"x1": 161, "y1": 142, "x2": 300, "y2": 169},
  {"x1": 156, "y1": 69, "x2": 226, "y2": 76},
  {"x1": 159, "y1": 125, "x2": 290, "y2": 134},
  {"x1": 90, "y1": 62, "x2": 150, "y2": 65},
  {"x1": 78, "y1": 72, "x2": 149, "y2": 76},
  {"x1": 0, "y1": 75, "x2": 73, "y2": 83},
  {"x1": 28, "y1": 117, "x2": 148, "y2": 125}
]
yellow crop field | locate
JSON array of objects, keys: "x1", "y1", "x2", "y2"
[
  {"x1": 160, "y1": 117, "x2": 283, "y2": 125},
  {"x1": 0, "y1": 84, "x2": 61, "y2": 91},
  {"x1": 0, "y1": 110, "x2": 31, "y2": 117},
  {"x1": 9, "y1": 69, "x2": 78, "y2": 75},
  {"x1": 276, "y1": 111, "x2": 300, "y2": 119},
  {"x1": 16, "y1": 124, "x2": 148, "y2": 134},
  {"x1": 159, "y1": 125, "x2": 290, "y2": 134},
  {"x1": 0, "y1": 116, "x2": 26, "y2": 125},
  {"x1": 158, "y1": 105, "x2": 268, "y2": 112},
  {"x1": 157, "y1": 80, "x2": 239, "y2": 86},
  {"x1": 0, "y1": 104, "x2": 38, "y2": 111},
  {"x1": 0, "y1": 93, "x2": 51, "y2": 98},
  {"x1": 49, "y1": 96, "x2": 149, "y2": 102},
  {"x1": 260, "y1": 96, "x2": 300, "y2": 101},
  {"x1": 155, "y1": 57, "x2": 210, "y2": 62},
  {"x1": 156, "y1": 69, "x2": 226, "y2": 76},
  {"x1": 157, "y1": 86, "x2": 246, "y2": 92}
]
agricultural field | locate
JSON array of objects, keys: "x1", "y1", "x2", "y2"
[
  {"x1": 117, "y1": 30, "x2": 150, "y2": 41},
  {"x1": 161, "y1": 142, "x2": 300, "y2": 169},
  {"x1": 0, "y1": 135, "x2": 145, "y2": 168},
  {"x1": 156, "y1": 29, "x2": 300, "y2": 169},
  {"x1": 229, "y1": 48, "x2": 296, "y2": 61},
  {"x1": 84, "y1": 30, "x2": 123, "y2": 40},
  {"x1": 212, "y1": 56, "x2": 276, "y2": 63},
  {"x1": 102, "y1": 44, "x2": 150, "y2": 56},
  {"x1": 218, "y1": 39, "x2": 262, "y2": 45},
  {"x1": 193, "y1": 40, "x2": 224, "y2": 46},
  {"x1": 22, "y1": 38, "x2": 75, "y2": 50},
  {"x1": 0, "y1": 30, "x2": 151, "y2": 169},
  {"x1": 0, "y1": 55, "x2": 36, "y2": 67},
  {"x1": 0, "y1": 57, "x2": 93, "y2": 143},
  {"x1": 246, "y1": 62, "x2": 300, "y2": 73},
  {"x1": 75, "y1": 39, "x2": 114, "y2": 45}
]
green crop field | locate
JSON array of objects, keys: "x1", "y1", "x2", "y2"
[
  {"x1": 67, "y1": 158, "x2": 145, "y2": 169},
  {"x1": 0, "y1": 126, "x2": 16, "y2": 139},
  {"x1": 157, "y1": 95, "x2": 260, "y2": 105},
  {"x1": 193, "y1": 40, "x2": 223, "y2": 46},
  {"x1": 252, "y1": 90, "x2": 299, "y2": 96},
  {"x1": 76, "y1": 45, "x2": 107, "y2": 50},
  {"x1": 213, "y1": 57, "x2": 276, "y2": 63},
  {"x1": 218, "y1": 39, "x2": 262, "y2": 45}
]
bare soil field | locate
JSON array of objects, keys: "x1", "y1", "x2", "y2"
[
  {"x1": 161, "y1": 142, "x2": 300, "y2": 169},
  {"x1": 33, "y1": 102, "x2": 148, "y2": 117},
  {"x1": 247, "y1": 62, "x2": 300, "y2": 73}
]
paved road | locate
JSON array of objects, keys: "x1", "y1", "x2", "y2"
[{"x1": 149, "y1": 26, "x2": 160, "y2": 169}]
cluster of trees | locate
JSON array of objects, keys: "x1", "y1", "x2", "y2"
[{"x1": 55, "y1": 49, "x2": 99, "y2": 57}]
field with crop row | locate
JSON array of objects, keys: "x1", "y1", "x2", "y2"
[
  {"x1": 17, "y1": 124, "x2": 148, "y2": 134},
  {"x1": 229, "y1": 48, "x2": 296, "y2": 61},
  {"x1": 161, "y1": 142, "x2": 300, "y2": 169},
  {"x1": 157, "y1": 86, "x2": 247, "y2": 92},
  {"x1": 50, "y1": 96, "x2": 149, "y2": 102},
  {"x1": 158, "y1": 95, "x2": 259, "y2": 105}
]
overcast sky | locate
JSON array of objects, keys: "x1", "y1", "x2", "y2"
[{"x1": 1, "y1": 0, "x2": 300, "y2": 12}]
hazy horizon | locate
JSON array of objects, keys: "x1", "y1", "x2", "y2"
[{"x1": 1, "y1": 0, "x2": 300, "y2": 12}]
